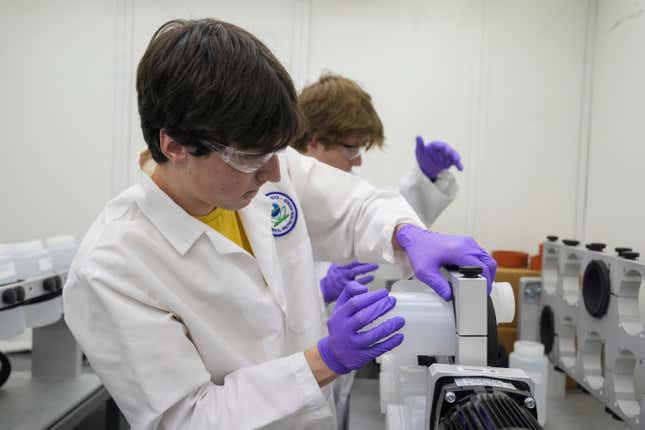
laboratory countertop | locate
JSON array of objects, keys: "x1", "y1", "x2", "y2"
[{"x1": 0, "y1": 352, "x2": 123, "y2": 430}]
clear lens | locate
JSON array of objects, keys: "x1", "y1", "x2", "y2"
[
  {"x1": 200, "y1": 139, "x2": 275, "y2": 173},
  {"x1": 341, "y1": 144, "x2": 362, "y2": 160},
  {"x1": 219, "y1": 150, "x2": 274, "y2": 173}
]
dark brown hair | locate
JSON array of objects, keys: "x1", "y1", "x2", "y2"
[
  {"x1": 137, "y1": 19, "x2": 303, "y2": 163},
  {"x1": 292, "y1": 72, "x2": 384, "y2": 152}
]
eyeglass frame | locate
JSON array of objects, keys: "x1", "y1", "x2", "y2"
[
  {"x1": 338, "y1": 142, "x2": 364, "y2": 160},
  {"x1": 199, "y1": 139, "x2": 278, "y2": 173}
]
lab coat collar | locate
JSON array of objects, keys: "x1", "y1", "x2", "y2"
[
  {"x1": 135, "y1": 171, "x2": 209, "y2": 256},
  {"x1": 136, "y1": 173, "x2": 282, "y2": 292},
  {"x1": 135, "y1": 171, "x2": 276, "y2": 260}
]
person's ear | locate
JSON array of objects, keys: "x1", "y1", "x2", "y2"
[{"x1": 159, "y1": 129, "x2": 189, "y2": 162}]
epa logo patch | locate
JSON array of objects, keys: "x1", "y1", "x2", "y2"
[{"x1": 267, "y1": 192, "x2": 298, "y2": 237}]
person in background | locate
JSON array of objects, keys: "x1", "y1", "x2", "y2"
[
  {"x1": 292, "y1": 73, "x2": 465, "y2": 428},
  {"x1": 294, "y1": 72, "x2": 462, "y2": 228},
  {"x1": 295, "y1": 73, "x2": 465, "y2": 303}
]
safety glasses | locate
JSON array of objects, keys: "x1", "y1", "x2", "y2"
[
  {"x1": 200, "y1": 139, "x2": 277, "y2": 173},
  {"x1": 340, "y1": 143, "x2": 363, "y2": 160}
]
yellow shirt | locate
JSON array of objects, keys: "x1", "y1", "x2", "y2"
[{"x1": 195, "y1": 208, "x2": 254, "y2": 256}]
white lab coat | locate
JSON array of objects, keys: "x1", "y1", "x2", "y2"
[
  {"x1": 375, "y1": 166, "x2": 458, "y2": 280},
  {"x1": 398, "y1": 166, "x2": 458, "y2": 227},
  {"x1": 63, "y1": 147, "x2": 422, "y2": 430}
]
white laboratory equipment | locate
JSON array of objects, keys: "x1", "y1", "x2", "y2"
[{"x1": 376, "y1": 267, "x2": 540, "y2": 430}]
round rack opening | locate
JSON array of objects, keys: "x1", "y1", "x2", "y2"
[
  {"x1": 539, "y1": 306, "x2": 555, "y2": 354},
  {"x1": 613, "y1": 349, "x2": 642, "y2": 419},
  {"x1": 561, "y1": 254, "x2": 581, "y2": 305},
  {"x1": 542, "y1": 248, "x2": 558, "y2": 294},
  {"x1": 557, "y1": 318, "x2": 577, "y2": 370},
  {"x1": 581, "y1": 333, "x2": 604, "y2": 391},
  {"x1": 582, "y1": 260, "x2": 611, "y2": 318},
  {"x1": 618, "y1": 269, "x2": 644, "y2": 335}
]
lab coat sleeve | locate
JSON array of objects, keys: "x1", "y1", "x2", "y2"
[
  {"x1": 284, "y1": 149, "x2": 424, "y2": 266},
  {"x1": 64, "y1": 268, "x2": 330, "y2": 430},
  {"x1": 398, "y1": 167, "x2": 458, "y2": 226}
]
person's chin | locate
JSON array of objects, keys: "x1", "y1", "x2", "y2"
[
  {"x1": 243, "y1": 189, "x2": 259, "y2": 199},
  {"x1": 219, "y1": 192, "x2": 257, "y2": 211}
]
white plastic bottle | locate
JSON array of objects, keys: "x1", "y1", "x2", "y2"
[
  {"x1": 509, "y1": 340, "x2": 548, "y2": 425},
  {"x1": 0, "y1": 248, "x2": 18, "y2": 285},
  {"x1": 379, "y1": 354, "x2": 398, "y2": 413},
  {"x1": 45, "y1": 235, "x2": 78, "y2": 272},
  {"x1": 9, "y1": 240, "x2": 53, "y2": 279},
  {"x1": 399, "y1": 365, "x2": 427, "y2": 430}
]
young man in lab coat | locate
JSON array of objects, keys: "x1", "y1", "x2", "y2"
[
  {"x1": 293, "y1": 73, "x2": 465, "y2": 428},
  {"x1": 296, "y1": 73, "x2": 465, "y2": 305},
  {"x1": 63, "y1": 19, "x2": 496, "y2": 429}
]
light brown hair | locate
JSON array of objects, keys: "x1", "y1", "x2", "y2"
[{"x1": 292, "y1": 73, "x2": 384, "y2": 152}]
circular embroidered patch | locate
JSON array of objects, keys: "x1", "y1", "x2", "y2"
[{"x1": 266, "y1": 192, "x2": 298, "y2": 237}]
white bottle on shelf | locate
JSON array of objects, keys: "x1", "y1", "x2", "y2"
[{"x1": 509, "y1": 340, "x2": 548, "y2": 425}]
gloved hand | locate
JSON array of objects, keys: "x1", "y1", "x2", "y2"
[
  {"x1": 318, "y1": 282, "x2": 405, "y2": 374},
  {"x1": 396, "y1": 224, "x2": 497, "y2": 300},
  {"x1": 319, "y1": 261, "x2": 380, "y2": 303},
  {"x1": 335, "y1": 279, "x2": 368, "y2": 309},
  {"x1": 415, "y1": 136, "x2": 464, "y2": 181}
]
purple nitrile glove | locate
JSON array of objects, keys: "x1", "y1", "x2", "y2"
[
  {"x1": 396, "y1": 224, "x2": 497, "y2": 301},
  {"x1": 334, "y1": 279, "x2": 368, "y2": 309},
  {"x1": 415, "y1": 136, "x2": 464, "y2": 181},
  {"x1": 320, "y1": 261, "x2": 380, "y2": 304},
  {"x1": 318, "y1": 282, "x2": 405, "y2": 374}
]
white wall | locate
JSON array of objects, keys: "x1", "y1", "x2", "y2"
[
  {"x1": 307, "y1": 0, "x2": 484, "y2": 240},
  {"x1": 0, "y1": 0, "x2": 117, "y2": 242},
  {"x1": 4, "y1": 0, "x2": 640, "y2": 258},
  {"x1": 584, "y1": 0, "x2": 645, "y2": 254},
  {"x1": 307, "y1": 0, "x2": 591, "y2": 253},
  {"x1": 0, "y1": 0, "x2": 307, "y2": 243}
]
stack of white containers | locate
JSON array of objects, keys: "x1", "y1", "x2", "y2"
[
  {"x1": 376, "y1": 278, "x2": 516, "y2": 430},
  {"x1": 45, "y1": 236, "x2": 78, "y2": 273},
  {"x1": 379, "y1": 280, "x2": 454, "y2": 430},
  {"x1": 0, "y1": 247, "x2": 22, "y2": 339},
  {"x1": 0, "y1": 236, "x2": 78, "y2": 350}
]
